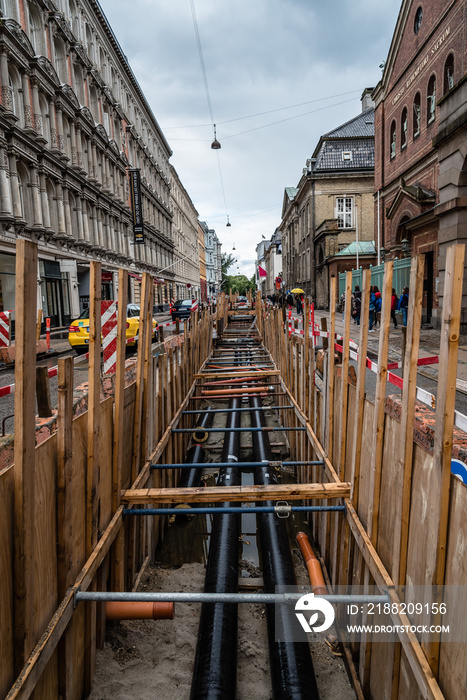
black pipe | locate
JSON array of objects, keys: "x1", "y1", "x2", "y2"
[
  {"x1": 190, "y1": 397, "x2": 241, "y2": 700},
  {"x1": 178, "y1": 408, "x2": 214, "y2": 490},
  {"x1": 250, "y1": 394, "x2": 320, "y2": 699}
]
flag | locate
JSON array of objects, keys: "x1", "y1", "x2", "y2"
[{"x1": 258, "y1": 265, "x2": 267, "y2": 278}]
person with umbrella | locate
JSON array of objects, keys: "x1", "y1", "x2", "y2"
[{"x1": 291, "y1": 287, "x2": 304, "y2": 314}]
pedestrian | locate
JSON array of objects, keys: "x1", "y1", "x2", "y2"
[
  {"x1": 353, "y1": 286, "x2": 361, "y2": 326},
  {"x1": 286, "y1": 292, "x2": 294, "y2": 309},
  {"x1": 369, "y1": 285, "x2": 376, "y2": 331},
  {"x1": 373, "y1": 285, "x2": 382, "y2": 328},
  {"x1": 296, "y1": 295, "x2": 303, "y2": 315},
  {"x1": 398, "y1": 286, "x2": 409, "y2": 326},
  {"x1": 391, "y1": 288, "x2": 398, "y2": 328},
  {"x1": 339, "y1": 291, "x2": 346, "y2": 321}
]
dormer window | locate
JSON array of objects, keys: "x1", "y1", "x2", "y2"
[{"x1": 342, "y1": 151, "x2": 352, "y2": 161}]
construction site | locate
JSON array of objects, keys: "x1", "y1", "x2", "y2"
[{"x1": 1, "y1": 239, "x2": 466, "y2": 700}]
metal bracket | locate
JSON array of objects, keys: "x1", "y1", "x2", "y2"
[
  {"x1": 73, "y1": 586, "x2": 81, "y2": 609},
  {"x1": 269, "y1": 461, "x2": 282, "y2": 468},
  {"x1": 274, "y1": 501, "x2": 291, "y2": 518}
]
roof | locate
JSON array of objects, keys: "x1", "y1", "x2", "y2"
[
  {"x1": 285, "y1": 187, "x2": 298, "y2": 201},
  {"x1": 335, "y1": 241, "x2": 376, "y2": 256},
  {"x1": 312, "y1": 108, "x2": 375, "y2": 172},
  {"x1": 323, "y1": 108, "x2": 375, "y2": 139}
]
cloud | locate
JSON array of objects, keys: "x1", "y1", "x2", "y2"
[{"x1": 99, "y1": 0, "x2": 401, "y2": 277}]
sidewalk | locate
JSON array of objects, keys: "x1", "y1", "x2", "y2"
[{"x1": 290, "y1": 309, "x2": 467, "y2": 384}]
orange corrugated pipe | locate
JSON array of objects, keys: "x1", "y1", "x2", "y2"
[
  {"x1": 105, "y1": 602, "x2": 174, "y2": 620},
  {"x1": 296, "y1": 532, "x2": 327, "y2": 596}
]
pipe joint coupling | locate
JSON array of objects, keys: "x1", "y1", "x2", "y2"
[{"x1": 274, "y1": 501, "x2": 291, "y2": 518}]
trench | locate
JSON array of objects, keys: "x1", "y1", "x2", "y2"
[{"x1": 89, "y1": 312, "x2": 356, "y2": 700}]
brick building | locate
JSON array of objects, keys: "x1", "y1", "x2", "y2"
[
  {"x1": 280, "y1": 91, "x2": 376, "y2": 308},
  {"x1": 373, "y1": 0, "x2": 467, "y2": 328}
]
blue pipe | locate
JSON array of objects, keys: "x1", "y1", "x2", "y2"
[{"x1": 124, "y1": 506, "x2": 346, "y2": 516}]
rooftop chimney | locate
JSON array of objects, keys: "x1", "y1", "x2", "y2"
[{"x1": 361, "y1": 88, "x2": 375, "y2": 112}]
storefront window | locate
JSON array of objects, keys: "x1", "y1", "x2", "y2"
[{"x1": 0, "y1": 253, "x2": 16, "y2": 313}]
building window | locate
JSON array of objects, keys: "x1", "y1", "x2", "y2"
[
  {"x1": 390, "y1": 120, "x2": 396, "y2": 159},
  {"x1": 336, "y1": 197, "x2": 353, "y2": 228},
  {"x1": 443, "y1": 54, "x2": 454, "y2": 94},
  {"x1": 413, "y1": 92, "x2": 421, "y2": 138},
  {"x1": 401, "y1": 107, "x2": 408, "y2": 149},
  {"x1": 414, "y1": 6, "x2": 422, "y2": 34},
  {"x1": 342, "y1": 151, "x2": 352, "y2": 161},
  {"x1": 427, "y1": 75, "x2": 436, "y2": 125}
]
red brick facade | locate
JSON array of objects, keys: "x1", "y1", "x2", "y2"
[{"x1": 373, "y1": 0, "x2": 466, "y2": 325}]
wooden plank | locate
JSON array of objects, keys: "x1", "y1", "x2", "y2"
[
  {"x1": 112, "y1": 269, "x2": 128, "y2": 512},
  {"x1": 367, "y1": 260, "x2": 393, "y2": 545},
  {"x1": 338, "y1": 270, "x2": 352, "y2": 479},
  {"x1": 56, "y1": 357, "x2": 74, "y2": 700},
  {"x1": 122, "y1": 482, "x2": 351, "y2": 504},
  {"x1": 85, "y1": 260, "x2": 101, "y2": 695},
  {"x1": 350, "y1": 268, "x2": 370, "y2": 508},
  {"x1": 132, "y1": 273, "x2": 150, "y2": 480},
  {"x1": 327, "y1": 276, "x2": 336, "y2": 461},
  {"x1": 0, "y1": 467, "x2": 14, "y2": 698},
  {"x1": 425, "y1": 243, "x2": 465, "y2": 676},
  {"x1": 13, "y1": 239, "x2": 38, "y2": 672}
]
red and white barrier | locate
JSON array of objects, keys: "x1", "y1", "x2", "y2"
[
  {"x1": 101, "y1": 301, "x2": 118, "y2": 375},
  {"x1": 0, "y1": 311, "x2": 11, "y2": 348}
]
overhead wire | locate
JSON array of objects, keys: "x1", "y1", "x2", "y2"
[
  {"x1": 163, "y1": 88, "x2": 363, "y2": 129},
  {"x1": 168, "y1": 96, "x2": 360, "y2": 142},
  {"x1": 189, "y1": 0, "x2": 231, "y2": 227}
]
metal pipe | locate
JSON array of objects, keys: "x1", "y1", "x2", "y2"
[
  {"x1": 190, "y1": 392, "x2": 287, "y2": 400},
  {"x1": 151, "y1": 460, "x2": 324, "y2": 469},
  {"x1": 124, "y1": 506, "x2": 346, "y2": 516},
  {"x1": 76, "y1": 591, "x2": 389, "y2": 605},
  {"x1": 182, "y1": 405, "x2": 295, "y2": 414},
  {"x1": 179, "y1": 408, "x2": 214, "y2": 489},
  {"x1": 190, "y1": 397, "x2": 241, "y2": 700},
  {"x1": 250, "y1": 394, "x2": 319, "y2": 699}
]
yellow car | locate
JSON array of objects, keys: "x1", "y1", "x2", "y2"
[{"x1": 68, "y1": 303, "x2": 159, "y2": 355}]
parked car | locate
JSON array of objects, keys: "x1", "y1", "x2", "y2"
[
  {"x1": 68, "y1": 303, "x2": 158, "y2": 355},
  {"x1": 236, "y1": 295, "x2": 249, "y2": 309},
  {"x1": 171, "y1": 299, "x2": 193, "y2": 321}
]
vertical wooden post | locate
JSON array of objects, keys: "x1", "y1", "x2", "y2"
[
  {"x1": 85, "y1": 259, "x2": 101, "y2": 695},
  {"x1": 13, "y1": 239, "x2": 38, "y2": 673},
  {"x1": 112, "y1": 269, "x2": 128, "y2": 592},
  {"x1": 339, "y1": 271, "x2": 352, "y2": 479},
  {"x1": 36, "y1": 365, "x2": 53, "y2": 417},
  {"x1": 350, "y1": 268, "x2": 371, "y2": 509},
  {"x1": 57, "y1": 356, "x2": 74, "y2": 697},
  {"x1": 132, "y1": 273, "x2": 150, "y2": 481},
  {"x1": 426, "y1": 243, "x2": 465, "y2": 676},
  {"x1": 327, "y1": 277, "x2": 336, "y2": 462}
]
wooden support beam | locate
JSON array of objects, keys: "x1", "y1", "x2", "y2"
[
  {"x1": 13, "y1": 239, "x2": 38, "y2": 673},
  {"x1": 122, "y1": 482, "x2": 351, "y2": 504},
  {"x1": 338, "y1": 270, "x2": 352, "y2": 480},
  {"x1": 327, "y1": 276, "x2": 336, "y2": 461}
]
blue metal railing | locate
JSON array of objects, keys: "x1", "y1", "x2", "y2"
[{"x1": 338, "y1": 258, "x2": 411, "y2": 297}]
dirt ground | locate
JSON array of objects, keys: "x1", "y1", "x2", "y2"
[{"x1": 89, "y1": 560, "x2": 355, "y2": 700}]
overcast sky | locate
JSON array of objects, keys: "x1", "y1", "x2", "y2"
[{"x1": 98, "y1": 0, "x2": 402, "y2": 277}]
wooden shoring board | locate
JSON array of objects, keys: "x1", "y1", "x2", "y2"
[
  {"x1": 7, "y1": 376, "x2": 198, "y2": 700},
  {"x1": 112, "y1": 269, "x2": 128, "y2": 593},
  {"x1": 13, "y1": 240, "x2": 38, "y2": 672},
  {"x1": 56, "y1": 357, "x2": 75, "y2": 698},
  {"x1": 84, "y1": 260, "x2": 101, "y2": 695},
  {"x1": 131, "y1": 273, "x2": 151, "y2": 481},
  {"x1": 327, "y1": 277, "x2": 336, "y2": 462},
  {"x1": 339, "y1": 271, "x2": 352, "y2": 480},
  {"x1": 424, "y1": 243, "x2": 465, "y2": 677},
  {"x1": 394, "y1": 255, "x2": 425, "y2": 586},
  {"x1": 350, "y1": 268, "x2": 371, "y2": 508},
  {"x1": 122, "y1": 482, "x2": 351, "y2": 504}
]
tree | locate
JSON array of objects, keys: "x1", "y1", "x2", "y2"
[{"x1": 221, "y1": 253, "x2": 237, "y2": 291}]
